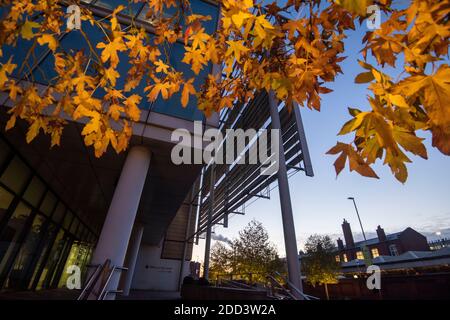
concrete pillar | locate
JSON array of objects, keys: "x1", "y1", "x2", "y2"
[
  {"x1": 89, "y1": 146, "x2": 151, "y2": 300},
  {"x1": 268, "y1": 91, "x2": 304, "y2": 299},
  {"x1": 122, "y1": 224, "x2": 144, "y2": 296}
]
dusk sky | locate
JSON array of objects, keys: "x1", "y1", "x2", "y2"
[{"x1": 193, "y1": 9, "x2": 450, "y2": 262}]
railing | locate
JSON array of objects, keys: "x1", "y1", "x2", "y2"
[
  {"x1": 98, "y1": 265, "x2": 128, "y2": 300},
  {"x1": 212, "y1": 272, "x2": 319, "y2": 300},
  {"x1": 266, "y1": 275, "x2": 297, "y2": 300},
  {"x1": 77, "y1": 259, "x2": 110, "y2": 300},
  {"x1": 266, "y1": 273, "x2": 319, "y2": 301},
  {"x1": 220, "y1": 279, "x2": 257, "y2": 290},
  {"x1": 77, "y1": 259, "x2": 127, "y2": 300}
]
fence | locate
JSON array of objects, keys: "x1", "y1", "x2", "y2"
[{"x1": 303, "y1": 272, "x2": 450, "y2": 300}]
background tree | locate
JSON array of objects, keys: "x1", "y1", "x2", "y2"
[
  {"x1": 209, "y1": 241, "x2": 232, "y2": 281},
  {"x1": 302, "y1": 234, "x2": 340, "y2": 300},
  {"x1": 0, "y1": 0, "x2": 448, "y2": 181},
  {"x1": 209, "y1": 220, "x2": 284, "y2": 283},
  {"x1": 233, "y1": 220, "x2": 284, "y2": 282}
]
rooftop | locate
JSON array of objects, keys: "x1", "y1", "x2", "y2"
[
  {"x1": 341, "y1": 247, "x2": 450, "y2": 271},
  {"x1": 351, "y1": 231, "x2": 402, "y2": 249}
]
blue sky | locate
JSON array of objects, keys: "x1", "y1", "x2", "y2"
[{"x1": 192, "y1": 9, "x2": 450, "y2": 261}]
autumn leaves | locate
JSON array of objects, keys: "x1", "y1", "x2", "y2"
[
  {"x1": 0, "y1": 0, "x2": 448, "y2": 183},
  {"x1": 329, "y1": 0, "x2": 450, "y2": 182}
]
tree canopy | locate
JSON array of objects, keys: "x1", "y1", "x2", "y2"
[
  {"x1": 301, "y1": 234, "x2": 340, "y2": 287},
  {"x1": 210, "y1": 220, "x2": 284, "y2": 282},
  {"x1": 0, "y1": 0, "x2": 449, "y2": 182}
]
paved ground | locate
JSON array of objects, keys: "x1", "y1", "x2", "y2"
[
  {"x1": 118, "y1": 290, "x2": 181, "y2": 300},
  {"x1": 0, "y1": 289, "x2": 180, "y2": 300},
  {"x1": 0, "y1": 288, "x2": 80, "y2": 300}
]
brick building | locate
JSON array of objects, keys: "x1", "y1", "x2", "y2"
[{"x1": 336, "y1": 219, "x2": 430, "y2": 262}]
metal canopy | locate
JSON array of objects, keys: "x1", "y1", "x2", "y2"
[{"x1": 188, "y1": 90, "x2": 314, "y2": 241}]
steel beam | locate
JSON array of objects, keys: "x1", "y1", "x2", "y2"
[{"x1": 268, "y1": 90, "x2": 304, "y2": 299}]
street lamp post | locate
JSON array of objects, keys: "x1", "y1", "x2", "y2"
[
  {"x1": 347, "y1": 197, "x2": 367, "y2": 241},
  {"x1": 348, "y1": 197, "x2": 372, "y2": 265}
]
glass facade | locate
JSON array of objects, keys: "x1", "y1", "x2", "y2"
[
  {"x1": 0, "y1": 136, "x2": 97, "y2": 292},
  {"x1": 0, "y1": 0, "x2": 220, "y2": 294},
  {"x1": 0, "y1": 0, "x2": 219, "y2": 122}
]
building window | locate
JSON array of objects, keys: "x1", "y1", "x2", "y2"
[
  {"x1": 371, "y1": 248, "x2": 380, "y2": 258},
  {"x1": 343, "y1": 254, "x2": 348, "y2": 262},
  {"x1": 0, "y1": 136, "x2": 98, "y2": 291},
  {"x1": 356, "y1": 251, "x2": 364, "y2": 260},
  {"x1": 0, "y1": 139, "x2": 11, "y2": 167},
  {"x1": 0, "y1": 202, "x2": 33, "y2": 277},
  {"x1": 335, "y1": 255, "x2": 340, "y2": 262},
  {"x1": 39, "y1": 191, "x2": 57, "y2": 217},
  {"x1": 389, "y1": 244, "x2": 399, "y2": 256},
  {"x1": 0, "y1": 185, "x2": 14, "y2": 223},
  {"x1": 0, "y1": 156, "x2": 31, "y2": 193},
  {"x1": 23, "y1": 176, "x2": 45, "y2": 207}
]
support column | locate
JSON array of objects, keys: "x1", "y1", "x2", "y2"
[
  {"x1": 203, "y1": 164, "x2": 215, "y2": 280},
  {"x1": 268, "y1": 91, "x2": 304, "y2": 299},
  {"x1": 89, "y1": 146, "x2": 151, "y2": 300},
  {"x1": 122, "y1": 224, "x2": 144, "y2": 296}
]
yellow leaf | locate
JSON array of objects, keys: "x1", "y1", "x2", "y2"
[
  {"x1": 37, "y1": 34, "x2": 58, "y2": 51},
  {"x1": 334, "y1": 0, "x2": 372, "y2": 16},
  {"x1": 5, "y1": 115, "x2": 16, "y2": 131},
  {"x1": 104, "y1": 67, "x2": 120, "y2": 86},
  {"x1": 0, "y1": 58, "x2": 17, "y2": 88},
  {"x1": 109, "y1": 104, "x2": 124, "y2": 121},
  {"x1": 395, "y1": 65, "x2": 450, "y2": 154},
  {"x1": 96, "y1": 37, "x2": 127, "y2": 68},
  {"x1": 146, "y1": 82, "x2": 172, "y2": 101},
  {"x1": 26, "y1": 119, "x2": 42, "y2": 143},
  {"x1": 393, "y1": 127, "x2": 427, "y2": 159},
  {"x1": 388, "y1": 94, "x2": 409, "y2": 108},
  {"x1": 327, "y1": 142, "x2": 379, "y2": 178},
  {"x1": 232, "y1": 12, "x2": 253, "y2": 29},
  {"x1": 82, "y1": 115, "x2": 101, "y2": 136},
  {"x1": 182, "y1": 47, "x2": 207, "y2": 74},
  {"x1": 155, "y1": 59, "x2": 170, "y2": 73},
  {"x1": 124, "y1": 94, "x2": 142, "y2": 121},
  {"x1": 50, "y1": 127, "x2": 63, "y2": 147},
  {"x1": 8, "y1": 81, "x2": 22, "y2": 100},
  {"x1": 190, "y1": 29, "x2": 210, "y2": 50},
  {"x1": 21, "y1": 20, "x2": 41, "y2": 40},
  {"x1": 254, "y1": 15, "x2": 273, "y2": 39},
  {"x1": 181, "y1": 79, "x2": 196, "y2": 108},
  {"x1": 243, "y1": 0, "x2": 254, "y2": 10},
  {"x1": 225, "y1": 40, "x2": 249, "y2": 63}
]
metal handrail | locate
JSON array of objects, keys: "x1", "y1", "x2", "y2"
[
  {"x1": 98, "y1": 266, "x2": 128, "y2": 300},
  {"x1": 274, "y1": 272, "x2": 319, "y2": 300},
  {"x1": 221, "y1": 279, "x2": 258, "y2": 290},
  {"x1": 98, "y1": 266, "x2": 117, "y2": 300},
  {"x1": 266, "y1": 275, "x2": 297, "y2": 300},
  {"x1": 77, "y1": 260, "x2": 110, "y2": 300},
  {"x1": 77, "y1": 259, "x2": 127, "y2": 300}
]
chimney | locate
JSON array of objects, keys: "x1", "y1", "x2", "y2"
[
  {"x1": 337, "y1": 238, "x2": 344, "y2": 250},
  {"x1": 342, "y1": 219, "x2": 355, "y2": 248},
  {"x1": 377, "y1": 225, "x2": 387, "y2": 242}
]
